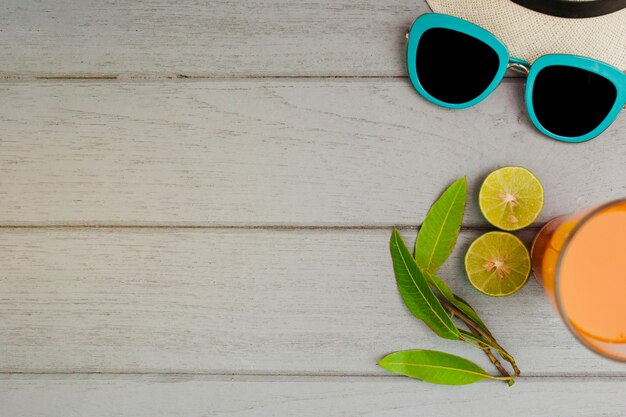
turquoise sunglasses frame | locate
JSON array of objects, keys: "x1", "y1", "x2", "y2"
[{"x1": 406, "y1": 13, "x2": 626, "y2": 143}]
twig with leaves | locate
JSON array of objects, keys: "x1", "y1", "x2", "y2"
[{"x1": 378, "y1": 177, "x2": 520, "y2": 386}]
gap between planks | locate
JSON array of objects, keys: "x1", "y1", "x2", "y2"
[
  {"x1": 2, "y1": 372, "x2": 626, "y2": 381},
  {"x1": 0, "y1": 224, "x2": 542, "y2": 231}
]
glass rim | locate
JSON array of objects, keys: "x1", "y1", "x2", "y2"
[{"x1": 553, "y1": 198, "x2": 626, "y2": 362}]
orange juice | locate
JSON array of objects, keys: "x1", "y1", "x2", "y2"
[{"x1": 531, "y1": 200, "x2": 626, "y2": 361}]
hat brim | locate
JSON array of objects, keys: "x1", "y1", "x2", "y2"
[{"x1": 426, "y1": 0, "x2": 626, "y2": 70}]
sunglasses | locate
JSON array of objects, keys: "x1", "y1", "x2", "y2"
[{"x1": 406, "y1": 14, "x2": 626, "y2": 143}]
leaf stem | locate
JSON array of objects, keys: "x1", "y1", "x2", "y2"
[
  {"x1": 482, "y1": 346, "x2": 514, "y2": 385},
  {"x1": 460, "y1": 333, "x2": 513, "y2": 385},
  {"x1": 459, "y1": 335, "x2": 482, "y2": 350},
  {"x1": 463, "y1": 329, "x2": 514, "y2": 386},
  {"x1": 487, "y1": 375, "x2": 517, "y2": 382},
  {"x1": 440, "y1": 297, "x2": 520, "y2": 377}
]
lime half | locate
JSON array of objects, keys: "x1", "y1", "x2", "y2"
[
  {"x1": 479, "y1": 167, "x2": 544, "y2": 231},
  {"x1": 465, "y1": 232, "x2": 531, "y2": 297}
]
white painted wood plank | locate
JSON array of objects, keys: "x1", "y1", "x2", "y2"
[
  {"x1": 2, "y1": 374, "x2": 626, "y2": 417},
  {"x1": 0, "y1": 0, "x2": 430, "y2": 78},
  {"x1": 1, "y1": 228, "x2": 623, "y2": 375},
  {"x1": 1, "y1": 80, "x2": 624, "y2": 226}
]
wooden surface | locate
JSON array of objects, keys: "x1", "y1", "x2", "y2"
[
  {"x1": 1, "y1": 80, "x2": 624, "y2": 226},
  {"x1": 0, "y1": 0, "x2": 429, "y2": 78},
  {"x1": 1, "y1": 0, "x2": 625, "y2": 415},
  {"x1": 3, "y1": 375, "x2": 626, "y2": 417},
  {"x1": 2, "y1": 228, "x2": 620, "y2": 375}
]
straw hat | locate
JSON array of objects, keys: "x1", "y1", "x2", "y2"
[{"x1": 425, "y1": 0, "x2": 626, "y2": 70}]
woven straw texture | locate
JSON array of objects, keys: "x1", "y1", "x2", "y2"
[{"x1": 426, "y1": 0, "x2": 626, "y2": 70}]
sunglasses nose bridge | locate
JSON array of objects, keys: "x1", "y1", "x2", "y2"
[{"x1": 507, "y1": 58, "x2": 530, "y2": 76}]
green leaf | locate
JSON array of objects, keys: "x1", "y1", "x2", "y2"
[
  {"x1": 415, "y1": 177, "x2": 467, "y2": 273},
  {"x1": 378, "y1": 349, "x2": 500, "y2": 385},
  {"x1": 424, "y1": 271, "x2": 454, "y2": 300},
  {"x1": 424, "y1": 271, "x2": 491, "y2": 336},
  {"x1": 390, "y1": 230, "x2": 459, "y2": 340}
]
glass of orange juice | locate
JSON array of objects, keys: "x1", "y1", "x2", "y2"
[{"x1": 531, "y1": 199, "x2": 626, "y2": 361}]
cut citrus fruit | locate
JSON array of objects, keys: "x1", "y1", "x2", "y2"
[
  {"x1": 479, "y1": 166, "x2": 544, "y2": 231},
  {"x1": 465, "y1": 232, "x2": 531, "y2": 297}
]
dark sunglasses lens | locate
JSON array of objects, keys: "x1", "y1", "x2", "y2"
[
  {"x1": 532, "y1": 65, "x2": 617, "y2": 138},
  {"x1": 416, "y1": 28, "x2": 501, "y2": 104}
]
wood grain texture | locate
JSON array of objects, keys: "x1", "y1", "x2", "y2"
[
  {"x1": 0, "y1": 0, "x2": 430, "y2": 78},
  {"x1": 2, "y1": 374, "x2": 626, "y2": 417},
  {"x1": 1, "y1": 228, "x2": 623, "y2": 375},
  {"x1": 1, "y1": 79, "x2": 624, "y2": 226}
]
